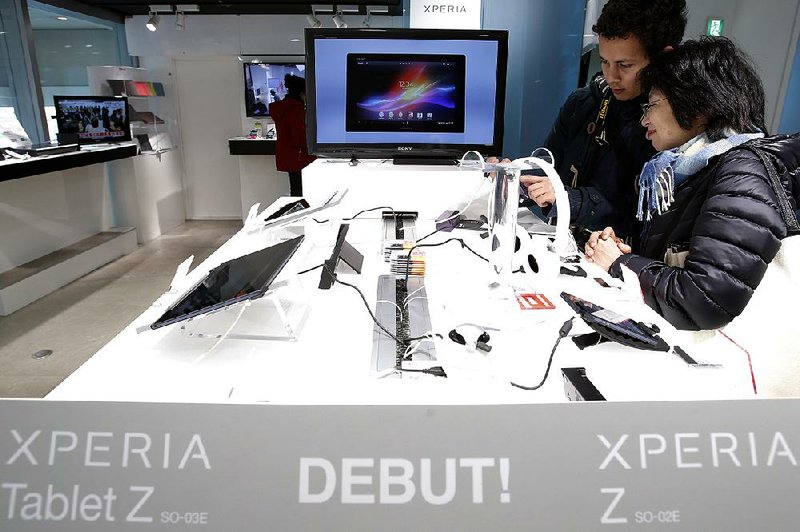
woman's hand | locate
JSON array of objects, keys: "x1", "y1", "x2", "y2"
[{"x1": 585, "y1": 227, "x2": 631, "y2": 271}]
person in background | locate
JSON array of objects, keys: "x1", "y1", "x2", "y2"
[
  {"x1": 521, "y1": 0, "x2": 687, "y2": 242},
  {"x1": 269, "y1": 74, "x2": 316, "y2": 196},
  {"x1": 585, "y1": 37, "x2": 799, "y2": 330}
]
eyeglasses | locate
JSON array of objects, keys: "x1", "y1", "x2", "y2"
[{"x1": 640, "y1": 97, "x2": 667, "y2": 118}]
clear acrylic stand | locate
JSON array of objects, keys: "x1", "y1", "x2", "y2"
[{"x1": 178, "y1": 274, "x2": 311, "y2": 342}]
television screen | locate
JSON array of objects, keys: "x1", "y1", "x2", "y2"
[
  {"x1": 150, "y1": 236, "x2": 305, "y2": 330},
  {"x1": 305, "y1": 28, "x2": 508, "y2": 160},
  {"x1": 243, "y1": 63, "x2": 305, "y2": 117},
  {"x1": 54, "y1": 96, "x2": 131, "y2": 144}
]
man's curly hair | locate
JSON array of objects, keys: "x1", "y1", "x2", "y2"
[{"x1": 592, "y1": 0, "x2": 688, "y2": 58}]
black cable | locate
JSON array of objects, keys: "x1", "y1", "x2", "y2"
[
  {"x1": 327, "y1": 267, "x2": 400, "y2": 343},
  {"x1": 314, "y1": 205, "x2": 394, "y2": 224},
  {"x1": 406, "y1": 333, "x2": 444, "y2": 342},
  {"x1": 415, "y1": 227, "x2": 440, "y2": 244},
  {"x1": 297, "y1": 263, "x2": 324, "y2": 275},
  {"x1": 403, "y1": 237, "x2": 490, "y2": 287},
  {"x1": 322, "y1": 265, "x2": 446, "y2": 377},
  {"x1": 398, "y1": 366, "x2": 447, "y2": 377},
  {"x1": 510, "y1": 317, "x2": 575, "y2": 391}
]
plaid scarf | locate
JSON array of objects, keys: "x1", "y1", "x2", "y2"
[{"x1": 636, "y1": 131, "x2": 764, "y2": 221}]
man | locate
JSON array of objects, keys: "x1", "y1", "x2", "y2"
[{"x1": 522, "y1": 0, "x2": 687, "y2": 240}]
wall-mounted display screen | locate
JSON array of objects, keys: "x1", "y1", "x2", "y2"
[
  {"x1": 53, "y1": 96, "x2": 131, "y2": 144},
  {"x1": 243, "y1": 63, "x2": 305, "y2": 117},
  {"x1": 305, "y1": 28, "x2": 508, "y2": 159}
]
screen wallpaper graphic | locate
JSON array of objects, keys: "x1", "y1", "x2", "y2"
[{"x1": 346, "y1": 54, "x2": 465, "y2": 133}]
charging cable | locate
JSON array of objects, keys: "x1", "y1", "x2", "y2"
[{"x1": 510, "y1": 317, "x2": 575, "y2": 390}]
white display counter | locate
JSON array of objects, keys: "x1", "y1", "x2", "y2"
[{"x1": 45, "y1": 161, "x2": 755, "y2": 404}]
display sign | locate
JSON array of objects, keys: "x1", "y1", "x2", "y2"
[
  {"x1": 1, "y1": 399, "x2": 799, "y2": 530},
  {"x1": 410, "y1": 0, "x2": 482, "y2": 29},
  {"x1": 707, "y1": 17, "x2": 725, "y2": 36}
]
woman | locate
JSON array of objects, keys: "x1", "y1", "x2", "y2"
[
  {"x1": 269, "y1": 74, "x2": 316, "y2": 196},
  {"x1": 585, "y1": 37, "x2": 799, "y2": 331},
  {"x1": 521, "y1": 0, "x2": 687, "y2": 240}
]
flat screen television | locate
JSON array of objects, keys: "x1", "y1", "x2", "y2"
[
  {"x1": 243, "y1": 62, "x2": 306, "y2": 117},
  {"x1": 305, "y1": 28, "x2": 508, "y2": 161},
  {"x1": 53, "y1": 96, "x2": 131, "y2": 144}
]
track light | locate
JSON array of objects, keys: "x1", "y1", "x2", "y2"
[
  {"x1": 361, "y1": 9, "x2": 372, "y2": 28},
  {"x1": 332, "y1": 11, "x2": 347, "y2": 28},
  {"x1": 175, "y1": 10, "x2": 185, "y2": 30},
  {"x1": 306, "y1": 8, "x2": 321, "y2": 28},
  {"x1": 145, "y1": 12, "x2": 159, "y2": 31}
]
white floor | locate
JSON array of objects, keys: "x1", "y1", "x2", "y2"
[{"x1": 0, "y1": 220, "x2": 242, "y2": 398}]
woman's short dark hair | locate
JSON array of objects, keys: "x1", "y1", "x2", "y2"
[
  {"x1": 284, "y1": 74, "x2": 305, "y2": 98},
  {"x1": 639, "y1": 37, "x2": 766, "y2": 140},
  {"x1": 593, "y1": 0, "x2": 687, "y2": 58}
]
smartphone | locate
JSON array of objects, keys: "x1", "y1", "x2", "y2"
[
  {"x1": 455, "y1": 219, "x2": 486, "y2": 231},
  {"x1": 265, "y1": 199, "x2": 310, "y2": 221},
  {"x1": 560, "y1": 292, "x2": 669, "y2": 351}
]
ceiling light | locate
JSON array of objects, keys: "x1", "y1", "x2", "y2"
[
  {"x1": 145, "y1": 12, "x2": 160, "y2": 32},
  {"x1": 175, "y1": 11, "x2": 186, "y2": 31},
  {"x1": 306, "y1": 12, "x2": 322, "y2": 28},
  {"x1": 56, "y1": 16, "x2": 68, "y2": 21},
  {"x1": 332, "y1": 11, "x2": 347, "y2": 28},
  {"x1": 290, "y1": 38, "x2": 300, "y2": 42}
]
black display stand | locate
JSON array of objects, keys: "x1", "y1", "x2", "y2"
[{"x1": 319, "y1": 224, "x2": 364, "y2": 289}]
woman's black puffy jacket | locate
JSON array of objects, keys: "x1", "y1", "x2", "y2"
[{"x1": 610, "y1": 134, "x2": 800, "y2": 330}]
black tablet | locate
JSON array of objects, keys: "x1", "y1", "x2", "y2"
[
  {"x1": 151, "y1": 236, "x2": 304, "y2": 329},
  {"x1": 560, "y1": 292, "x2": 669, "y2": 351}
]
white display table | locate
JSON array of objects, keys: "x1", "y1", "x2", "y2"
[{"x1": 46, "y1": 161, "x2": 755, "y2": 404}]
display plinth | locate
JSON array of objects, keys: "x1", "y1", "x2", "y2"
[{"x1": 178, "y1": 274, "x2": 310, "y2": 342}]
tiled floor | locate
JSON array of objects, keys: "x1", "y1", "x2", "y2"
[{"x1": 0, "y1": 220, "x2": 242, "y2": 398}]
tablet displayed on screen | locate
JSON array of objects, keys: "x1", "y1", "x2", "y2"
[{"x1": 150, "y1": 236, "x2": 304, "y2": 329}]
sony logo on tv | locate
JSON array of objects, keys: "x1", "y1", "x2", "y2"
[
  {"x1": 423, "y1": 4, "x2": 468, "y2": 13},
  {"x1": 397, "y1": 146, "x2": 414, "y2": 151}
]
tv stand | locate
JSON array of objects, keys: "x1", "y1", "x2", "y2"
[{"x1": 393, "y1": 155, "x2": 458, "y2": 166}]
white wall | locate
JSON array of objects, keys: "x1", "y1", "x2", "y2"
[{"x1": 175, "y1": 57, "x2": 243, "y2": 219}]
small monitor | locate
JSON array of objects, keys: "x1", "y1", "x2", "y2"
[
  {"x1": 151, "y1": 236, "x2": 304, "y2": 330},
  {"x1": 53, "y1": 96, "x2": 131, "y2": 144},
  {"x1": 243, "y1": 62, "x2": 306, "y2": 118}
]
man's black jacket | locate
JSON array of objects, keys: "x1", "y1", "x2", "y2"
[{"x1": 543, "y1": 78, "x2": 655, "y2": 238}]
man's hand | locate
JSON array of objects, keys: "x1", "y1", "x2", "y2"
[{"x1": 520, "y1": 175, "x2": 556, "y2": 208}]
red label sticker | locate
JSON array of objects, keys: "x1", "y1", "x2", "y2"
[{"x1": 516, "y1": 293, "x2": 555, "y2": 310}]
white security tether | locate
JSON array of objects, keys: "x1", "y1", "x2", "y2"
[{"x1": 512, "y1": 155, "x2": 572, "y2": 255}]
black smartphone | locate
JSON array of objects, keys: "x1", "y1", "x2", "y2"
[
  {"x1": 455, "y1": 219, "x2": 485, "y2": 231},
  {"x1": 561, "y1": 292, "x2": 669, "y2": 351},
  {"x1": 265, "y1": 199, "x2": 310, "y2": 221}
]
